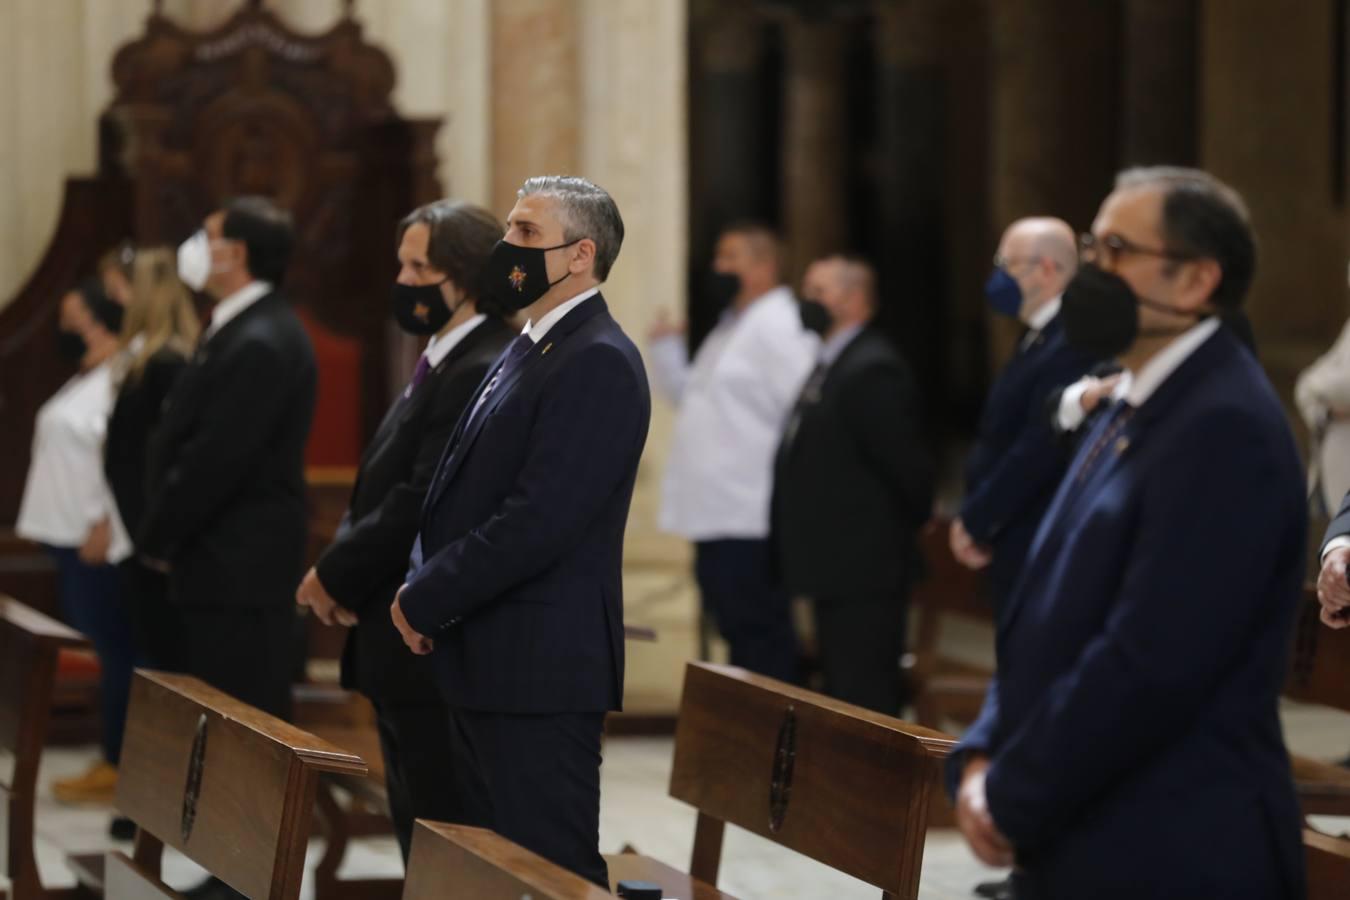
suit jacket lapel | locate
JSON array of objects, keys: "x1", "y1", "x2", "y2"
[
  {"x1": 423, "y1": 294, "x2": 609, "y2": 515},
  {"x1": 998, "y1": 329, "x2": 1230, "y2": 637}
]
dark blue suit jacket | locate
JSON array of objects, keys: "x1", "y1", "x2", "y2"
[
  {"x1": 950, "y1": 328, "x2": 1307, "y2": 899},
  {"x1": 400, "y1": 294, "x2": 651, "y2": 714},
  {"x1": 961, "y1": 315, "x2": 1095, "y2": 600}
]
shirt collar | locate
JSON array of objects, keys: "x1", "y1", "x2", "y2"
[
  {"x1": 1123, "y1": 316, "x2": 1221, "y2": 407},
  {"x1": 1025, "y1": 294, "x2": 1062, "y2": 332},
  {"x1": 425, "y1": 313, "x2": 488, "y2": 368},
  {"x1": 820, "y1": 323, "x2": 865, "y2": 366},
  {"x1": 523, "y1": 286, "x2": 600, "y2": 343},
  {"x1": 206, "y1": 280, "x2": 273, "y2": 338}
]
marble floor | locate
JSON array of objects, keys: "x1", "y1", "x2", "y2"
[{"x1": 13, "y1": 697, "x2": 1350, "y2": 900}]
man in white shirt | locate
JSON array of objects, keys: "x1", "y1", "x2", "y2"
[{"x1": 649, "y1": 222, "x2": 817, "y2": 682}]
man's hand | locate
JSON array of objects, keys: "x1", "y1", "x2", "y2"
[
  {"x1": 950, "y1": 517, "x2": 993, "y2": 570},
  {"x1": 79, "y1": 518, "x2": 111, "y2": 565},
  {"x1": 391, "y1": 585, "x2": 433, "y2": 655},
  {"x1": 648, "y1": 309, "x2": 686, "y2": 342},
  {"x1": 296, "y1": 567, "x2": 358, "y2": 627},
  {"x1": 140, "y1": 554, "x2": 171, "y2": 574},
  {"x1": 1079, "y1": 374, "x2": 1124, "y2": 415},
  {"x1": 1317, "y1": 546, "x2": 1350, "y2": 629},
  {"x1": 956, "y1": 755, "x2": 1014, "y2": 868}
]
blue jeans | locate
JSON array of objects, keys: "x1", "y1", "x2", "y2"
[{"x1": 47, "y1": 546, "x2": 140, "y2": 765}]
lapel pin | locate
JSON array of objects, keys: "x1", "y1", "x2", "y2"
[
  {"x1": 541, "y1": 342, "x2": 553, "y2": 355},
  {"x1": 1114, "y1": 436, "x2": 1130, "y2": 454}
]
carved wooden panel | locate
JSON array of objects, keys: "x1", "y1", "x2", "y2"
[{"x1": 0, "y1": 2, "x2": 443, "y2": 524}]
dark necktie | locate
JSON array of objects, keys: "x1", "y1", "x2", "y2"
[
  {"x1": 404, "y1": 355, "x2": 431, "y2": 398},
  {"x1": 1073, "y1": 399, "x2": 1136, "y2": 486},
  {"x1": 466, "y1": 333, "x2": 535, "y2": 425},
  {"x1": 783, "y1": 362, "x2": 829, "y2": 451}
]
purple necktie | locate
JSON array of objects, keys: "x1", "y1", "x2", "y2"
[
  {"x1": 405, "y1": 355, "x2": 431, "y2": 398},
  {"x1": 466, "y1": 334, "x2": 535, "y2": 423}
]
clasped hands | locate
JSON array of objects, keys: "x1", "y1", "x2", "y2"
[
  {"x1": 296, "y1": 568, "x2": 433, "y2": 655},
  {"x1": 957, "y1": 755, "x2": 1014, "y2": 869},
  {"x1": 1316, "y1": 546, "x2": 1350, "y2": 629}
]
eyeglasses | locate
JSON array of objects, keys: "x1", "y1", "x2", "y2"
[{"x1": 1079, "y1": 232, "x2": 1194, "y2": 268}]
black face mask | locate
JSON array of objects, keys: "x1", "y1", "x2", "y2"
[
  {"x1": 57, "y1": 330, "x2": 87, "y2": 362},
  {"x1": 90, "y1": 295, "x2": 124, "y2": 334},
  {"x1": 706, "y1": 271, "x2": 741, "y2": 308},
  {"x1": 391, "y1": 280, "x2": 452, "y2": 335},
  {"x1": 1062, "y1": 265, "x2": 1199, "y2": 359},
  {"x1": 481, "y1": 238, "x2": 581, "y2": 311},
  {"x1": 798, "y1": 298, "x2": 832, "y2": 336}
]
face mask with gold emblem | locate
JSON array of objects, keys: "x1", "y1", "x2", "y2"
[
  {"x1": 391, "y1": 279, "x2": 452, "y2": 335},
  {"x1": 481, "y1": 238, "x2": 583, "y2": 311}
]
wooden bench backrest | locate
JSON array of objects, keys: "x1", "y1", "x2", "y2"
[
  {"x1": 668, "y1": 662, "x2": 956, "y2": 899},
  {"x1": 1286, "y1": 586, "x2": 1350, "y2": 713},
  {"x1": 108, "y1": 670, "x2": 366, "y2": 900},
  {"x1": 403, "y1": 822, "x2": 610, "y2": 900},
  {"x1": 0, "y1": 596, "x2": 87, "y2": 894},
  {"x1": 1305, "y1": 829, "x2": 1350, "y2": 900}
]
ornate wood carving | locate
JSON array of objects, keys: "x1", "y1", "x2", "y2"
[{"x1": 0, "y1": 3, "x2": 443, "y2": 525}]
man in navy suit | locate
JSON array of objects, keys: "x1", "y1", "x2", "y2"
[
  {"x1": 950, "y1": 167, "x2": 1307, "y2": 899},
  {"x1": 951, "y1": 218, "x2": 1096, "y2": 609},
  {"x1": 390, "y1": 175, "x2": 650, "y2": 888}
]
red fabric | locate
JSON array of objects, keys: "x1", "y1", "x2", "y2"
[{"x1": 296, "y1": 308, "x2": 364, "y2": 467}]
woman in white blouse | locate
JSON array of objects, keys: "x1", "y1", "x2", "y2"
[{"x1": 15, "y1": 280, "x2": 137, "y2": 809}]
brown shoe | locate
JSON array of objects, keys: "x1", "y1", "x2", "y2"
[{"x1": 52, "y1": 760, "x2": 118, "y2": 805}]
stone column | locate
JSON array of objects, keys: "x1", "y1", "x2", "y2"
[
  {"x1": 1122, "y1": 0, "x2": 1198, "y2": 166},
  {"x1": 490, "y1": 0, "x2": 581, "y2": 216},
  {"x1": 874, "y1": 0, "x2": 947, "y2": 414},
  {"x1": 779, "y1": 13, "x2": 849, "y2": 285}
]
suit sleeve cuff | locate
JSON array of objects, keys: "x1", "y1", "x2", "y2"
[
  {"x1": 1056, "y1": 381, "x2": 1091, "y2": 432},
  {"x1": 1322, "y1": 535, "x2": 1350, "y2": 564}
]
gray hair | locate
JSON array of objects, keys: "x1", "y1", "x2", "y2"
[
  {"x1": 518, "y1": 175, "x2": 625, "y2": 280},
  {"x1": 1114, "y1": 166, "x2": 1255, "y2": 308}
]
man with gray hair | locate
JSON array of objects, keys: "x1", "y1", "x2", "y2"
[
  {"x1": 952, "y1": 217, "x2": 1096, "y2": 617},
  {"x1": 950, "y1": 168, "x2": 1306, "y2": 898},
  {"x1": 391, "y1": 175, "x2": 650, "y2": 887}
]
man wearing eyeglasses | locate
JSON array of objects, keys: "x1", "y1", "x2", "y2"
[
  {"x1": 951, "y1": 218, "x2": 1096, "y2": 622},
  {"x1": 949, "y1": 168, "x2": 1306, "y2": 899}
]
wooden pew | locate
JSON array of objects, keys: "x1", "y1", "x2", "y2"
[
  {"x1": 68, "y1": 670, "x2": 366, "y2": 900},
  {"x1": 1305, "y1": 828, "x2": 1350, "y2": 900},
  {"x1": 608, "y1": 662, "x2": 956, "y2": 900},
  {"x1": 0, "y1": 596, "x2": 89, "y2": 900},
  {"x1": 303, "y1": 625, "x2": 663, "y2": 900},
  {"x1": 905, "y1": 518, "x2": 994, "y2": 731},
  {"x1": 1285, "y1": 585, "x2": 1350, "y2": 818},
  {"x1": 402, "y1": 823, "x2": 616, "y2": 900}
]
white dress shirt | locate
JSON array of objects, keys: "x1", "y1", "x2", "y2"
[
  {"x1": 16, "y1": 361, "x2": 132, "y2": 562},
  {"x1": 203, "y1": 280, "x2": 273, "y2": 341},
  {"x1": 651, "y1": 285, "x2": 819, "y2": 541},
  {"x1": 426, "y1": 313, "x2": 488, "y2": 365},
  {"x1": 1055, "y1": 316, "x2": 1222, "y2": 434},
  {"x1": 524, "y1": 286, "x2": 600, "y2": 343},
  {"x1": 819, "y1": 323, "x2": 865, "y2": 367}
]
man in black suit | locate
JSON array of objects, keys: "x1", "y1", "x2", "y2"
[
  {"x1": 951, "y1": 218, "x2": 1095, "y2": 612},
  {"x1": 390, "y1": 175, "x2": 650, "y2": 887},
  {"x1": 770, "y1": 255, "x2": 932, "y2": 715},
  {"x1": 139, "y1": 196, "x2": 315, "y2": 721},
  {"x1": 294, "y1": 200, "x2": 514, "y2": 859}
]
